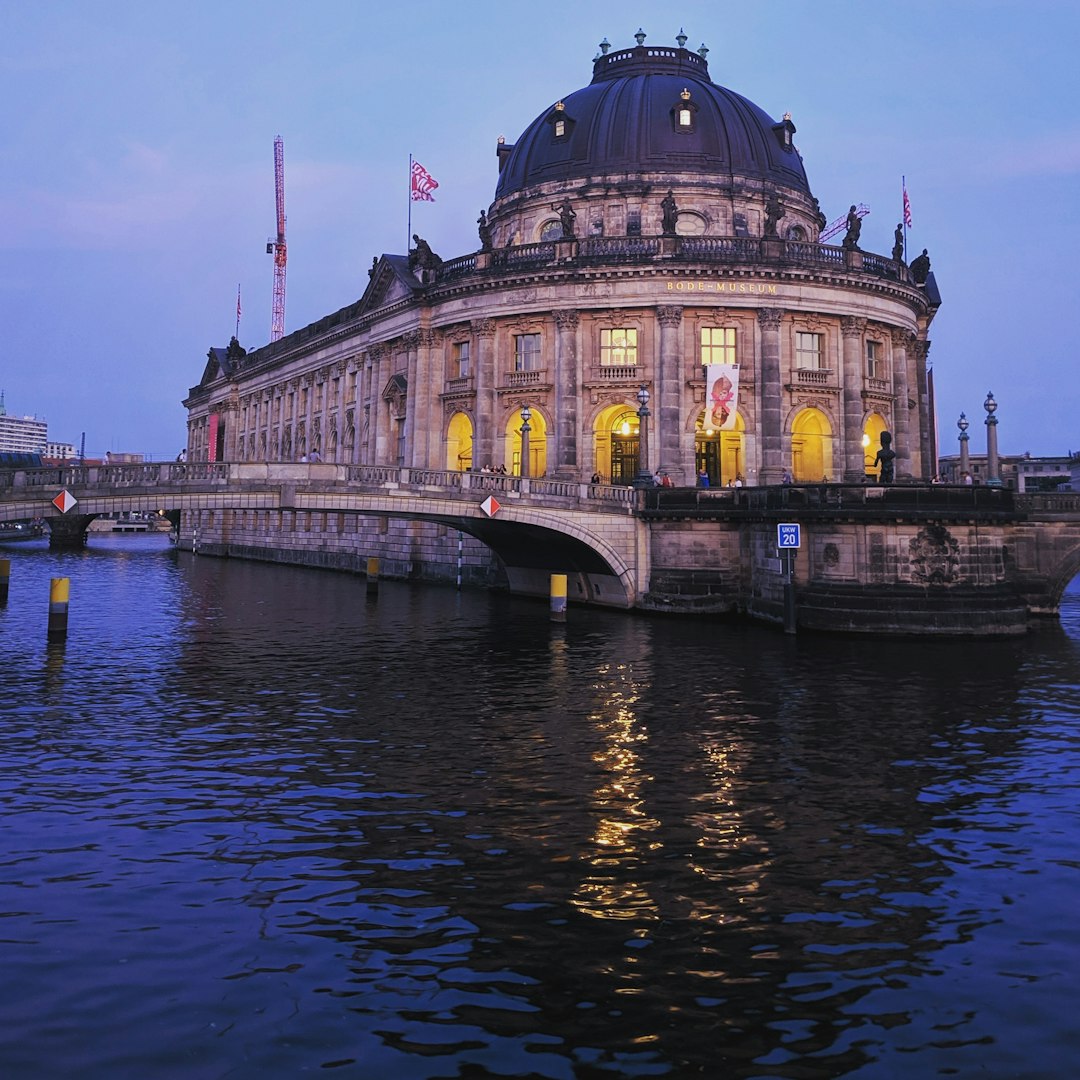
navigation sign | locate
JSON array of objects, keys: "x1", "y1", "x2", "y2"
[
  {"x1": 52, "y1": 489, "x2": 78, "y2": 514},
  {"x1": 777, "y1": 523, "x2": 801, "y2": 549},
  {"x1": 480, "y1": 495, "x2": 501, "y2": 518}
]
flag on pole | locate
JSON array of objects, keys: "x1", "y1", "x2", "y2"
[
  {"x1": 902, "y1": 179, "x2": 912, "y2": 228},
  {"x1": 410, "y1": 159, "x2": 439, "y2": 202},
  {"x1": 236, "y1": 285, "x2": 242, "y2": 323}
]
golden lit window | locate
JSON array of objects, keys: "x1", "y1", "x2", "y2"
[
  {"x1": 601, "y1": 328, "x2": 638, "y2": 366},
  {"x1": 701, "y1": 327, "x2": 736, "y2": 366},
  {"x1": 796, "y1": 331, "x2": 823, "y2": 370}
]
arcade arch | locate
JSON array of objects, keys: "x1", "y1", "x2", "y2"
[
  {"x1": 503, "y1": 406, "x2": 548, "y2": 476},
  {"x1": 447, "y1": 411, "x2": 474, "y2": 471},
  {"x1": 695, "y1": 409, "x2": 745, "y2": 487},
  {"x1": 592, "y1": 403, "x2": 643, "y2": 485},
  {"x1": 790, "y1": 407, "x2": 834, "y2": 483}
]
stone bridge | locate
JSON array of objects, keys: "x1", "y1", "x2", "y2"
[{"x1": 3, "y1": 462, "x2": 1080, "y2": 634}]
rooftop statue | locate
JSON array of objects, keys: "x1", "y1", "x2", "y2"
[
  {"x1": 910, "y1": 248, "x2": 931, "y2": 284},
  {"x1": 552, "y1": 198, "x2": 576, "y2": 238},
  {"x1": 841, "y1": 204, "x2": 862, "y2": 250},
  {"x1": 892, "y1": 224, "x2": 904, "y2": 263},
  {"x1": 477, "y1": 210, "x2": 493, "y2": 251},
  {"x1": 763, "y1": 194, "x2": 784, "y2": 238},
  {"x1": 661, "y1": 190, "x2": 678, "y2": 236},
  {"x1": 409, "y1": 234, "x2": 442, "y2": 279}
]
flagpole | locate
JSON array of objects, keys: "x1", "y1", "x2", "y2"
[
  {"x1": 902, "y1": 176, "x2": 908, "y2": 262},
  {"x1": 235, "y1": 284, "x2": 241, "y2": 339},
  {"x1": 407, "y1": 153, "x2": 413, "y2": 254}
]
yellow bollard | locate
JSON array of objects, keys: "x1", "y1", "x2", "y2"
[
  {"x1": 366, "y1": 556, "x2": 380, "y2": 596},
  {"x1": 48, "y1": 577, "x2": 70, "y2": 640},
  {"x1": 0, "y1": 558, "x2": 10, "y2": 604},
  {"x1": 550, "y1": 573, "x2": 568, "y2": 623}
]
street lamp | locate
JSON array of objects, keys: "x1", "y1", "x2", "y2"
[
  {"x1": 519, "y1": 405, "x2": 532, "y2": 479},
  {"x1": 635, "y1": 384, "x2": 651, "y2": 485},
  {"x1": 957, "y1": 411, "x2": 970, "y2": 481},
  {"x1": 983, "y1": 391, "x2": 1000, "y2": 485}
]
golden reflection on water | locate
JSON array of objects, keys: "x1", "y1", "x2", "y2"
[{"x1": 572, "y1": 664, "x2": 661, "y2": 921}]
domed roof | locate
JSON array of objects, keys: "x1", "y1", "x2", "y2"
[{"x1": 495, "y1": 38, "x2": 811, "y2": 201}]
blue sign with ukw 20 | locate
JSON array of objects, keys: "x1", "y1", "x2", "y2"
[{"x1": 777, "y1": 523, "x2": 801, "y2": 549}]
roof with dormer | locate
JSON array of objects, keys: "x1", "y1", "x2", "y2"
[{"x1": 494, "y1": 33, "x2": 811, "y2": 201}]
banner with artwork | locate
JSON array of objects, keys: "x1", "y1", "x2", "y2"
[{"x1": 705, "y1": 364, "x2": 740, "y2": 430}]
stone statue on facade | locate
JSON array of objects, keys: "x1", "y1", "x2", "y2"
[
  {"x1": 763, "y1": 194, "x2": 784, "y2": 238},
  {"x1": 477, "y1": 210, "x2": 493, "y2": 251},
  {"x1": 874, "y1": 430, "x2": 896, "y2": 484},
  {"x1": 552, "y1": 198, "x2": 576, "y2": 238},
  {"x1": 842, "y1": 205, "x2": 862, "y2": 250},
  {"x1": 892, "y1": 224, "x2": 904, "y2": 263},
  {"x1": 661, "y1": 190, "x2": 678, "y2": 236},
  {"x1": 409, "y1": 234, "x2": 442, "y2": 280},
  {"x1": 910, "y1": 248, "x2": 931, "y2": 284},
  {"x1": 369, "y1": 256, "x2": 378, "y2": 279}
]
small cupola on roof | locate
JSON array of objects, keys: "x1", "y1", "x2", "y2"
[{"x1": 494, "y1": 29, "x2": 812, "y2": 201}]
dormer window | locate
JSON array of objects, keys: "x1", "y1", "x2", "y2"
[
  {"x1": 673, "y1": 88, "x2": 697, "y2": 133},
  {"x1": 547, "y1": 101, "x2": 573, "y2": 141},
  {"x1": 772, "y1": 112, "x2": 797, "y2": 151}
]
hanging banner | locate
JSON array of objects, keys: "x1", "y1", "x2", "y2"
[
  {"x1": 207, "y1": 413, "x2": 219, "y2": 462},
  {"x1": 705, "y1": 364, "x2": 740, "y2": 430}
]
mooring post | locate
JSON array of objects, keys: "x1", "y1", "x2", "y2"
[
  {"x1": 48, "y1": 577, "x2": 70, "y2": 641},
  {"x1": 550, "y1": 573, "x2": 568, "y2": 623},
  {"x1": 782, "y1": 551, "x2": 797, "y2": 635},
  {"x1": 0, "y1": 558, "x2": 10, "y2": 604},
  {"x1": 366, "y1": 556, "x2": 380, "y2": 597}
]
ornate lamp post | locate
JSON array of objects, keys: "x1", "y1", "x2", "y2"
[
  {"x1": 984, "y1": 391, "x2": 1000, "y2": 486},
  {"x1": 957, "y1": 412, "x2": 970, "y2": 481},
  {"x1": 635, "y1": 384, "x2": 651, "y2": 485},
  {"x1": 519, "y1": 405, "x2": 532, "y2": 479}
]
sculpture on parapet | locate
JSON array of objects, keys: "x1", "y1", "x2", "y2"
[
  {"x1": 874, "y1": 430, "x2": 896, "y2": 485},
  {"x1": 477, "y1": 210, "x2": 493, "y2": 251},
  {"x1": 910, "y1": 248, "x2": 931, "y2": 284},
  {"x1": 409, "y1": 234, "x2": 442, "y2": 280},
  {"x1": 661, "y1": 190, "x2": 678, "y2": 236},
  {"x1": 552, "y1": 198, "x2": 576, "y2": 238},
  {"x1": 763, "y1": 194, "x2": 784, "y2": 238},
  {"x1": 892, "y1": 224, "x2": 904, "y2": 263},
  {"x1": 842, "y1": 204, "x2": 862, "y2": 250}
]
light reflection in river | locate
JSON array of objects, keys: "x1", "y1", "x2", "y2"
[{"x1": 1, "y1": 534, "x2": 1079, "y2": 1078}]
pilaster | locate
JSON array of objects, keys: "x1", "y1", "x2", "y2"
[
  {"x1": 656, "y1": 304, "x2": 683, "y2": 479},
  {"x1": 841, "y1": 317, "x2": 867, "y2": 481},
  {"x1": 757, "y1": 308, "x2": 784, "y2": 484},
  {"x1": 553, "y1": 309, "x2": 580, "y2": 478}
]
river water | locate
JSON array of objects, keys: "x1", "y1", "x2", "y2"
[{"x1": 1, "y1": 534, "x2": 1079, "y2": 1079}]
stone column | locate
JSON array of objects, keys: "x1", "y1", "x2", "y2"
[
  {"x1": 913, "y1": 339, "x2": 931, "y2": 479},
  {"x1": 474, "y1": 319, "x2": 497, "y2": 470},
  {"x1": 757, "y1": 308, "x2": 784, "y2": 484},
  {"x1": 656, "y1": 304, "x2": 683, "y2": 480},
  {"x1": 401, "y1": 331, "x2": 420, "y2": 465},
  {"x1": 890, "y1": 328, "x2": 913, "y2": 479},
  {"x1": 553, "y1": 309, "x2": 579, "y2": 478},
  {"x1": 840, "y1": 317, "x2": 867, "y2": 481},
  {"x1": 373, "y1": 344, "x2": 392, "y2": 465},
  {"x1": 414, "y1": 328, "x2": 440, "y2": 468}
]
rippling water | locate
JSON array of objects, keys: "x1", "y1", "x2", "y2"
[{"x1": 2, "y1": 535, "x2": 1079, "y2": 1078}]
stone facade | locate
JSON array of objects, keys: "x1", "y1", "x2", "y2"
[{"x1": 183, "y1": 33, "x2": 942, "y2": 591}]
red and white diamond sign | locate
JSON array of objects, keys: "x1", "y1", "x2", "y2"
[
  {"x1": 52, "y1": 489, "x2": 78, "y2": 513},
  {"x1": 480, "y1": 495, "x2": 500, "y2": 517}
]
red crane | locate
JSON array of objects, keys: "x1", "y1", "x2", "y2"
[{"x1": 267, "y1": 135, "x2": 287, "y2": 341}]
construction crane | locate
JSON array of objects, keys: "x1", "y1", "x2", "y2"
[
  {"x1": 266, "y1": 135, "x2": 287, "y2": 341},
  {"x1": 819, "y1": 202, "x2": 869, "y2": 244}
]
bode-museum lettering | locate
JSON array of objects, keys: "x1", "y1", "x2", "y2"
[{"x1": 666, "y1": 280, "x2": 780, "y2": 294}]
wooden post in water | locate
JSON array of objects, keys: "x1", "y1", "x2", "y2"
[
  {"x1": 48, "y1": 577, "x2": 70, "y2": 640},
  {"x1": 366, "y1": 557, "x2": 380, "y2": 597},
  {"x1": 550, "y1": 573, "x2": 568, "y2": 623},
  {"x1": 0, "y1": 558, "x2": 10, "y2": 604}
]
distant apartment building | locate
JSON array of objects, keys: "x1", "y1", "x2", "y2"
[
  {"x1": 46, "y1": 441, "x2": 78, "y2": 460},
  {"x1": 0, "y1": 395, "x2": 47, "y2": 454},
  {"x1": 938, "y1": 451, "x2": 1073, "y2": 491}
]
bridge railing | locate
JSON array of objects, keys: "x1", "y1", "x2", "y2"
[{"x1": 642, "y1": 483, "x2": 1020, "y2": 517}]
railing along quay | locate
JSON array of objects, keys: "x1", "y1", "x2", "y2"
[{"x1": 641, "y1": 484, "x2": 1023, "y2": 521}]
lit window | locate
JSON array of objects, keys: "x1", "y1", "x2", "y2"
[
  {"x1": 678, "y1": 107, "x2": 692, "y2": 127},
  {"x1": 600, "y1": 328, "x2": 638, "y2": 366},
  {"x1": 515, "y1": 333, "x2": 541, "y2": 371},
  {"x1": 796, "y1": 331, "x2": 822, "y2": 370},
  {"x1": 701, "y1": 327, "x2": 736, "y2": 366},
  {"x1": 453, "y1": 341, "x2": 470, "y2": 379},
  {"x1": 554, "y1": 119, "x2": 565, "y2": 138},
  {"x1": 866, "y1": 340, "x2": 883, "y2": 379}
]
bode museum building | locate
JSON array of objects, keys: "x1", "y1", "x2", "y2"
[{"x1": 183, "y1": 31, "x2": 942, "y2": 590}]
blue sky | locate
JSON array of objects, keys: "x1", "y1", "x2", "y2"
[{"x1": 2, "y1": 0, "x2": 1077, "y2": 461}]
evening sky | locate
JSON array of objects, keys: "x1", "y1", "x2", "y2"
[{"x1": 1, "y1": 0, "x2": 1076, "y2": 461}]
